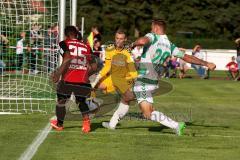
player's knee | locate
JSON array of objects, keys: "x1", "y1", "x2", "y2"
[
  {"x1": 123, "y1": 96, "x2": 132, "y2": 102},
  {"x1": 126, "y1": 94, "x2": 135, "y2": 102},
  {"x1": 142, "y1": 111, "x2": 152, "y2": 119},
  {"x1": 123, "y1": 91, "x2": 135, "y2": 102},
  {"x1": 140, "y1": 103, "x2": 153, "y2": 119},
  {"x1": 142, "y1": 108, "x2": 153, "y2": 119}
]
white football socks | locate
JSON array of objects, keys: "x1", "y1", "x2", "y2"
[
  {"x1": 109, "y1": 102, "x2": 129, "y2": 128},
  {"x1": 150, "y1": 111, "x2": 178, "y2": 129}
]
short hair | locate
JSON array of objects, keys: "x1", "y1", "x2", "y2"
[
  {"x1": 92, "y1": 25, "x2": 98, "y2": 29},
  {"x1": 116, "y1": 29, "x2": 127, "y2": 36},
  {"x1": 64, "y1": 26, "x2": 78, "y2": 37},
  {"x1": 235, "y1": 38, "x2": 240, "y2": 44},
  {"x1": 196, "y1": 44, "x2": 201, "y2": 48},
  {"x1": 152, "y1": 19, "x2": 167, "y2": 30}
]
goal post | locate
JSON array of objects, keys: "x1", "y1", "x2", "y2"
[{"x1": 0, "y1": 0, "x2": 70, "y2": 113}]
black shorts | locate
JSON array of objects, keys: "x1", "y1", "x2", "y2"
[{"x1": 56, "y1": 80, "x2": 92, "y2": 113}]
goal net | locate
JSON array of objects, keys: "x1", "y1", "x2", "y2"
[{"x1": 0, "y1": 0, "x2": 59, "y2": 113}]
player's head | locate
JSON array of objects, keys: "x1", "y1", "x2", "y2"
[
  {"x1": 235, "y1": 38, "x2": 240, "y2": 46},
  {"x1": 94, "y1": 40, "x2": 101, "y2": 48},
  {"x1": 232, "y1": 56, "x2": 236, "y2": 61},
  {"x1": 91, "y1": 26, "x2": 100, "y2": 34},
  {"x1": 115, "y1": 29, "x2": 127, "y2": 48},
  {"x1": 151, "y1": 19, "x2": 166, "y2": 34},
  {"x1": 194, "y1": 44, "x2": 201, "y2": 51},
  {"x1": 64, "y1": 26, "x2": 78, "y2": 39},
  {"x1": 20, "y1": 32, "x2": 26, "y2": 38}
]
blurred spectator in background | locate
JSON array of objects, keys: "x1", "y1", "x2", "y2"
[
  {"x1": 235, "y1": 38, "x2": 240, "y2": 79},
  {"x1": 29, "y1": 24, "x2": 44, "y2": 74},
  {"x1": 29, "y1": 40, "x2": 39, "y2": 74},
  {"x1": 226, "y1": 56, "x2": 239, "y2": 80},
  {"x1": 43, "y1": 24, "x2": 59, "y2": 73},
  {"x1": 0, "y1": 33, "x2": 9, "y2": 43},
  {"x1": 93, "y1": 40, "x2": 102, "y2": 57},
  {"x1": 0, "y1": 33, "x2": 8, "y2": 75},
  {"x1": 93, "y1": 40, "x2": 104, "y2": 68},
  {"x1": 191, "y1": 44, "x2": 208, "y2": 79},
  {"x1": 92, "y1": 26, "x2": 101, "y2": 42},
  {"x1": 0, "y1": 60, "x2": 6, "y2": 75},
  {"x1": 87, "y1": 26, "x2": 101, "y2": 50},
  {"x1": 30, "y1": 24, "x2": 40, "y2": 37},
  {"x1": 16, "y1": 32, "x2": 26, "y2": 73},
  {"x1": 44, "y1": 24, "x2": 59, "y2": 72},
  {"x1": 0, "y1": 33, "x2": 9, "y2": 55},
  {"x1": 179, "y1": 59, "x2": 189, "y2": 79},
  {"x1": 43, "y1": 26, "x2": 52, "y2": 73},
  {"x1": 158, "y1": 57, "x2": 171, "y2": 78},
  {"x1": 236, "y1": 38, "x2": 240, "y2": 57},
  {"x1": 51, "y1": 24, "x2": 59, "y2": 70},
  {"x1": 30, "y1": 24, "x2": 42, "y2": 44},
  {"x1": 51, "y1": 24, "x2": 59, "y2": 48},
  {"x1": 168, "y1": 56, "x2": 179, "y2": 78}
]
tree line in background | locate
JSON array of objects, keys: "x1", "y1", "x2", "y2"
[{"x1": 75, "y1": 0, "x2": 240, "y2": 49}]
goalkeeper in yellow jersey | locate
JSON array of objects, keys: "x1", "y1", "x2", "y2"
[{"x1": 91, "y1": 29, "x2": 137, "y2": 128}]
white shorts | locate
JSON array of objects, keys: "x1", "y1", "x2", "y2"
[{"x1": 133, "y1": 80, "x2": 158, "y2": 104}]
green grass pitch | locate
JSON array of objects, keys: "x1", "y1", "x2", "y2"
[{"x1": 0, "y1": 78, "x2": 240, "y2": 160}]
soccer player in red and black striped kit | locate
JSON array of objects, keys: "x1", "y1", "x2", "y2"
[{"x1": 51, "y1": 26, "x2": 97, "y2": 133}]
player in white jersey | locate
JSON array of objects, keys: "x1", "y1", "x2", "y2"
[
  {"x1": 134, "y1": 33, "x2": 186, "y2": 103},
  {"x1": 102, "y1": 19, "x2": 216, "y2": 135}
]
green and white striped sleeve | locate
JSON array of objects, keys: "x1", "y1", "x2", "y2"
[
  {"x1": 145, "y1": 33, "x2": 157, "y2": 45},
  {"x1": 170, "y1": 43, "x2": 185, "y2": 58}
]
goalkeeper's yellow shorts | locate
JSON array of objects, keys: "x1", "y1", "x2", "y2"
[{"x1": 101, "y1": 75, "x2": 133, "y2": 94}]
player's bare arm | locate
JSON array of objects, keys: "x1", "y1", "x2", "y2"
[
  {"x1": 51, "y1": 52, "x2": 71, "y2": 83},
  {"x1": 131, "y1": 37, "x2": 150, "y2": 49},
  {"x1": 182, "y1": 54, "x2": 216, "y2": 71},
  {"x1": 178, "y1": 48, "x2": 216, "y2": 71},
  {"x1": 87, "y1": 55, "x2": 98, "y2": 75},
  {"x1": 88, "y1": 62, "x2": 97, "y2": 74}
]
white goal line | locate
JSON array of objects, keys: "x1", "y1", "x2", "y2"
[{"x1": 0, "y1": 112, "x2": 22, "y2": 115}]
